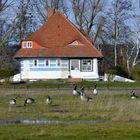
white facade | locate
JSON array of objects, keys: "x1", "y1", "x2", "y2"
[{"x1": 19, "y1": 58, "x2": 99, "y2": 81}]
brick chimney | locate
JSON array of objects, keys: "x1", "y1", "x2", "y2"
[{"x1": 48, "y1": 8, "x2": 55, "y2": 19}]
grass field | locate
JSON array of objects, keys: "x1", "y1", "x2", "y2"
[
  {"x1": 1, "y1": 122, "x2": 140, "y2": 140},
  {"x1": 0, "y1": 82, "x2": 140, "y2": 139}
]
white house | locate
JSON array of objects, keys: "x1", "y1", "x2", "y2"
[{"x1": 14, "y1": 9, "x2": 103, "y2": 81}]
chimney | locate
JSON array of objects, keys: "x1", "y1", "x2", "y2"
[{"x1": 48, "y1": 8, "x2": 55, "y2": 19}]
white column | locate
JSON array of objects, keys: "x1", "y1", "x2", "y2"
[{"x1": 93, "y1": 59, "x2": 99, "y2": 79}]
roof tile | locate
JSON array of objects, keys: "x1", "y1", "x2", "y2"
[{"x1": 15, "y1": 10, "x2": 103, "y2": 58}]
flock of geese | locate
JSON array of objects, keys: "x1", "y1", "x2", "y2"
[
  {"x1": 72, "y1": 84, "x2": 98, "y2": 102},
  {"x1": 9, "y1": 84, "x2": 138, "y2": 107},
  {"x1": 73, "y1": 84, "x2": 138, "y2": 101},
  {"x1": 9, "y1": 96, "x2": 52, "y2": 106}
]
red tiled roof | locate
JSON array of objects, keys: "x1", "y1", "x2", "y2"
[
  {"x1": 15, "y1": 11, "x2": 103, "y2": 58},
  {"x1": 15, "y1": 45, "x2": 101, "y2": 58}
]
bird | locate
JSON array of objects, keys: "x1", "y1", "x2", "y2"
[
  {"x1": 130, "y1": 91, "x2": 138, "y2": 99},
  {"x1": 9, "y1": 98, "x2": 16, "y2": 105},
  {"x1": 73, "y1": 84, "x2": 81, "y2": 96},
  {"x1": 46, "y1": 96, "x2": 52, "y2": 105},
  {"x1": 24, "y1": 98, "x2": 35, "y2": 106},
  {"x1": 80, "y1": 87, "x2": 92, "y2": 102},
  {"x1": 93, "y1": 84, "x2": 98, "y2": 95},
  {"x1": 8, "y1": 98, "x2": 17, "y2": 111}
]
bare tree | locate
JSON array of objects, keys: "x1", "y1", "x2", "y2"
[
  {"x1": 30, "y1": 0, "x2": 68, "y2": 24},
  {"x1": 100, "y1": 0, "x2": 133, "y2": 67},
  {"x1": 12, "y1": 0, "x2": 35, "y2": 43},
  {"x1": 0, "y1": 18, "x2": 17, "y2": 47},
  {"x1": 133, "y1": 0, "x2": 140, "y2": 66},
  {"x1": 0, "y1": 0, "x2": 16, "y2": 47},
  {"x1": 122, "y1": 1, "x2": 140, "y2": 76},
  {"x1": 0, "y1": 0, "x2": 14, "y2": 13},
  {"x1": 71, "y1": 0, "x2": 106, "y2": 43}
]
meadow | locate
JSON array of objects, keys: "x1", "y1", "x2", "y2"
[{"x1": 0, "y1": 81, "x2": 140, "y2": 139}]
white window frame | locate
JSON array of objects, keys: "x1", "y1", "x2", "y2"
[
  {"x1": 22, "y1": 42, "x2": 26, "y2": 48},
  {"x1": 57, "y1": 59, "x2": 61, "y2": 67},
  {"x1": 70, "y1": 41, "x2": 79, "y2": 45},
  {"x1": 61, "y1": 59, "x2": 69, "y2": 68},
  {"x1": 33, "y1": 59, "x2": 38, "y2": 67},
  {"x1": 45, "y1": 59, "x2": 49, "y2": 67},
  {"x1": 27, "y1": 41, "x2": 32, "y2": 48},
  {"x1": 71, "y1": 59, "x2": 79, "y2": 70},
  {"x1": 81, "y1": 59, "x2": 92, "y2": 72}
]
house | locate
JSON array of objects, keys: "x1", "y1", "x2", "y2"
[{"x1": 14, "y1": 9, "x2": 103, "y2": 81}]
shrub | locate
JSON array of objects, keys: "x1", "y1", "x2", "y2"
[
  {"x1": 105, "y1": 69, "x2": 117, "y2": 82},
  {"x1": 115, "y1": 65, "x2": 128, "y2": 77},
  {"x1": 132, "y1": 66, "x2": 140, "y2": 81},
  {"x1": 0, "y1": 70, "x2": 14, "y2": 81}
]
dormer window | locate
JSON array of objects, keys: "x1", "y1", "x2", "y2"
[
  {"x1": 27, "y1": 41, "x2": 32, "y2": 48},
  {"x1": 22, "y1": 42, "x2": 26, "y2": 48},
  {"x1": 22, "y1": 41, "x2": 32, "y2": 48},
  {"x1": 70, "y1": 41, "x2": 79, "y2": 45},
  {"x1": 68, "y1": 40, "x2": 83, "y2": 46}
]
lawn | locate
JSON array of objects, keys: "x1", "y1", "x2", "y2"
[
  {"x1": 0, "y1": 122, "x2": 140, "y2": 140},
  {"x1": 0, "y1": 82, "x2": 140, "y2": 139}
]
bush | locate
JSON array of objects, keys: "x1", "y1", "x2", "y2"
[
  {"x1": 0, "y1": 70, "x2": 14, "y2": 80},
  {"x1": 132, "y1": 66, "x2": 140, "y2": 81},
  {"x1": 105, "y1": 69, "x2": 117, "y2": 82},
  {"x1": 115, "y1": 66, "x2": 128, "y2": 77}
]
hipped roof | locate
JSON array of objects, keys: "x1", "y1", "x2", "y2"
[{"x1": 15, "y1": 10, "x2": 103, "y2": 58}]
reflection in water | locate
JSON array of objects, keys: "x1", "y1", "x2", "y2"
[{"x1": 0, "y1": 119, "x2": 111, "y2": 125}]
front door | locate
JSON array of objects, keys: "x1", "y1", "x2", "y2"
[{"x1": 70, "y1": 59, "x2": 81, "y2": 78}]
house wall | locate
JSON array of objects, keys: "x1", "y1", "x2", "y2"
[{"x1": 20, "y1": 58, "x2": 99, "y2": 80}]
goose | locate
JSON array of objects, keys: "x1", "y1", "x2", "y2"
[
  {"x1": 46, "y1": 96, "x2": 52, "y2": 105},
  {"x1": 8, "y1": 98, "x2": 17, "y2": 111},
  {"x1": 131, "y1": 91, "x2": 138, "y2": 99},
  {"x1": 73, "y1": 84, "x2": 81, "y2": 96},
  {"x1": 93, "y1": 84, "x2": 98, "y2": 95},
  {"x1": 24, "y1": 98, "x2": 35, "y2": 106},
  {"x1": 9, "y1": 98, "x2": 16, "y2": 105},
  {"x1": 80, "y1": 87, "x2": 92, "y2": 102}
]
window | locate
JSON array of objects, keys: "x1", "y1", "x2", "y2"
[
  {"x1": 68, "y1": 40, "x2": 83, "y2": 46},
  {"x1": 57, "y1": 59, "x2": 61, "y2": 66},
  {"x1": 22, "y1": 42, "x2": 26, "y2": 48},
  {"x1": 34, "y1": 60, "x2": 38, "y2": 66},
  {"x1": 70, "y1": 41, "x2": 79, "y2": 45},
  {"x1": 22, "y1": 41, "x2": 32, "y2": 48},
  {"x1": 71, "y1": 59, "x2": 79, "y2": 70},
  {"x1": 46, "y1": 59, "x2": 49, "y2": 66},
  {"x1": 81, "y1": 59, "x2": 92, "y2": 71},
  {"x1": 61, "y1": 59, "x2": 68, "y2": 67},
  {"x1": 27, "y1": 41, "x2": 32, "y2": 48}
]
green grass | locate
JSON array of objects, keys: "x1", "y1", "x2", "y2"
[
  {"x1": 0, "y1": 87, "x2": 140, "y2": 139},
  {"x1": 0, "y1": 122, "x2": 140, "y2": 140},
  {"x1": 0, "y1": 80, "x2": 140, "y2": 89},
  {"x1": 0, "y1": 88, "x2": 140, "y2": 121}
]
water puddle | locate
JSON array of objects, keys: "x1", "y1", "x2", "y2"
[
  {"x1": 0, "y1": 119, "x2": 111, "y2": 125},
  {"x1": 0, "y1": 119, "x2": 62, "y2": 125}
]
